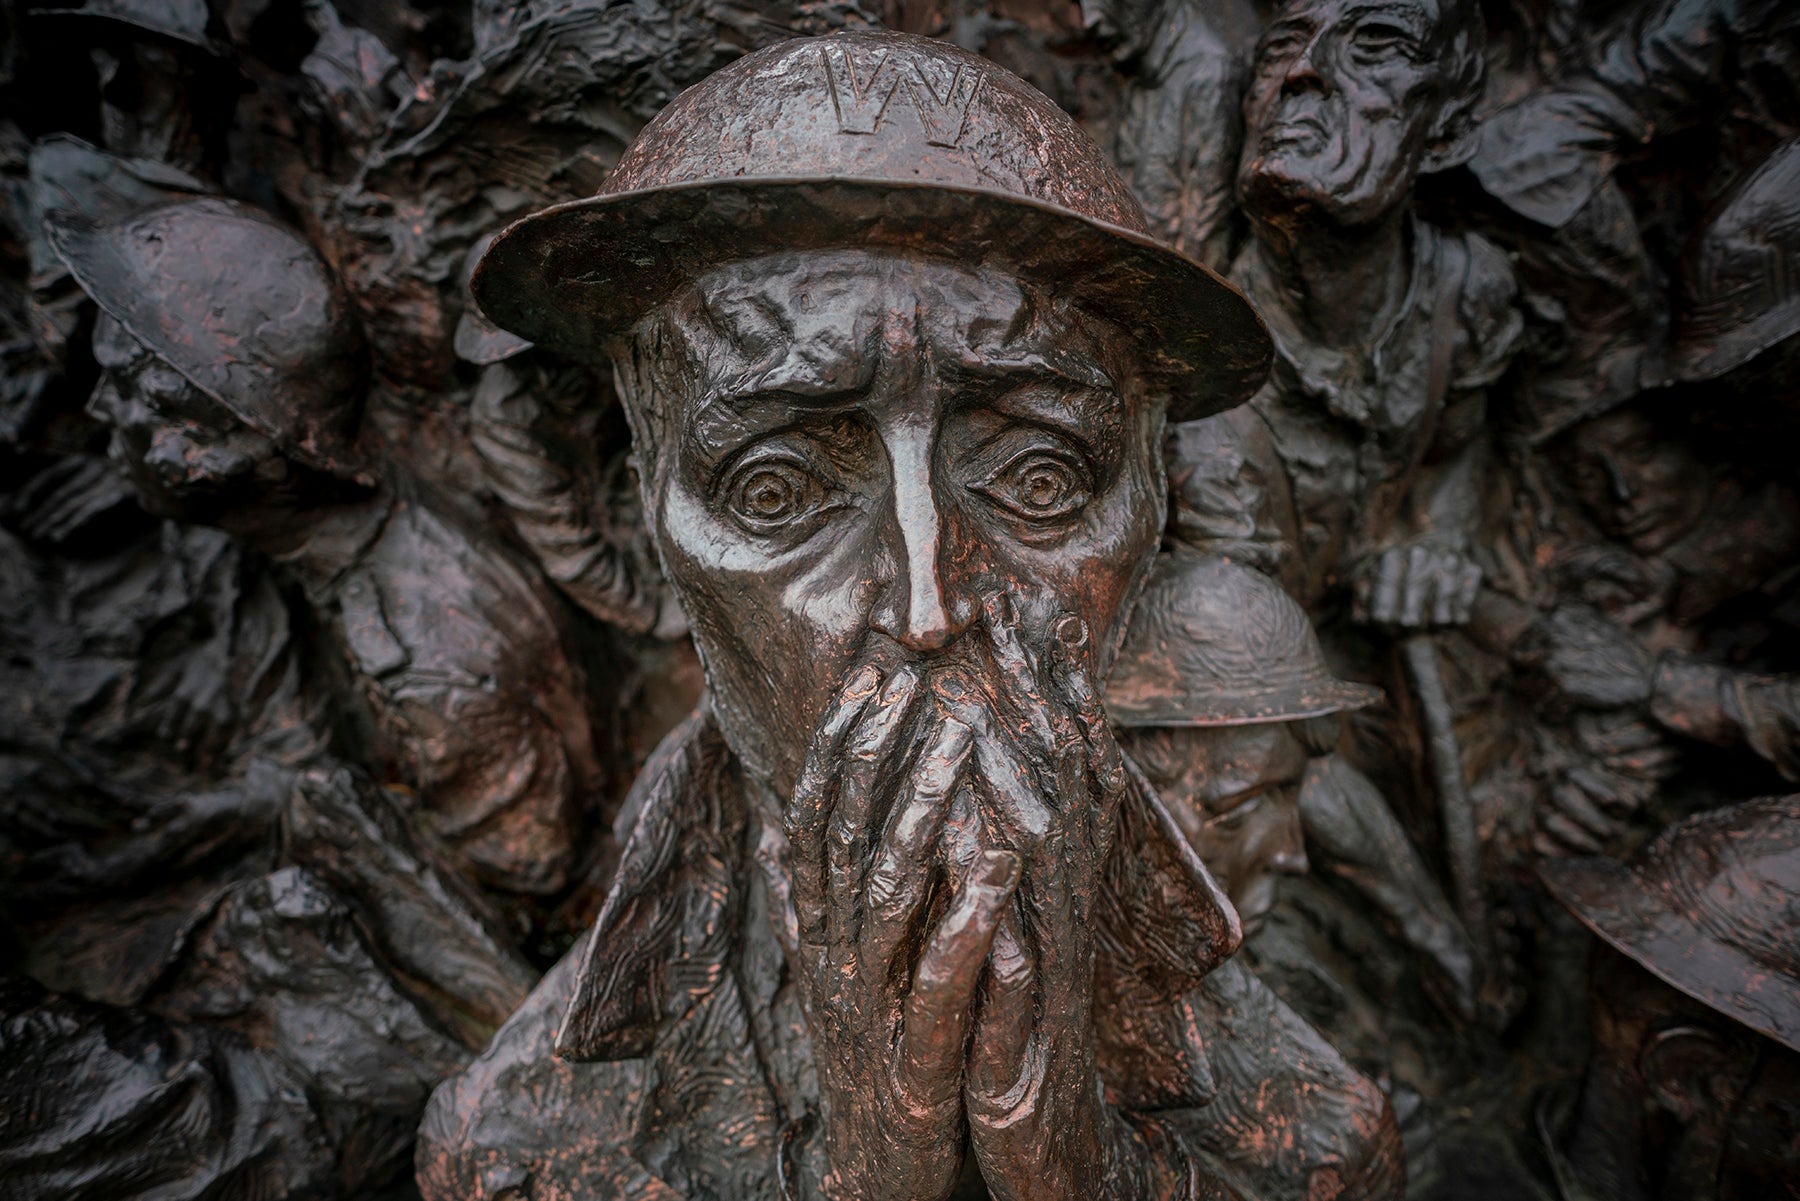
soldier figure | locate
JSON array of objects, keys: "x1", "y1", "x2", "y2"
[
  {"x1": 422, "y1": 30, "x2": 1401, "y2": 1201},
  {"x1": 48, "y1": 197, "x2": 609, "y2": 901},
  {"x1": 1108, "y1": 550, "x2": 1475, "y2": 1009},
  {"x1": 1537, "y1": 796, "x2": 1800, "y2": 1200},
  {"x1": 1207, "y1": 0, "x2": 1522, "y2": 625}
]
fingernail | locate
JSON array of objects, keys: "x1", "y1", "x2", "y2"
[
  {"x1": 978, "y1": 849, "x2": 1021, "y2": 891},
  {"x1": 883, "y1": 664, "x2": 920, "y2": 702},
  {"x1": 847, "y1": 662, "x2": 882, "y2": 700}
]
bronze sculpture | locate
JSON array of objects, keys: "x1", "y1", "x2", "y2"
[
  {"x1": 1538, "y1": 796, "x2": 1800, "y2": 1200},
  {"x1": 2, "y1": 3, "x2": 1798, "y2": 1199},
  {"x1": 48, "y1": 196, "x2": 612, "y2": 901},
  {"x1": 1108, "y1": 551, "x2": 1475, "y2": 1012},
  {"x1": 1220, "y1": 0, "x2": 1520, "y2": 624},
  {"x1": 420, "y1": 28, "x2": 1401, "y2": 1201}
]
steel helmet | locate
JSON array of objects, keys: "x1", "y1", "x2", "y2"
[
  {"x1": 1542, "y1": 794, "x2": 1800, "y2": 1054},
  {"x1": 471, "y1": 30, "x2": 1270, "y2": 423},
  {"x1": 1107, "y1": 550, "x2": 1383, "y2": 727},
  {"x1": 47, "y1": 197, "x2": 368, "y2": 478}
]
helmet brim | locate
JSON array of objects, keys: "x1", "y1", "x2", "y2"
[
  {"x1": 1107, "y1": 678, "x2": 1385, "y2": 729},
  {"x1": 1542, "y1": 854, "x2": 1800, "y2": 1054},
  {"x1": 472, "y1": 176, "x2": 1271, "y2": 423},
  {"x1": 45, "y1": 207, "x2": 370, "y2": 482}
]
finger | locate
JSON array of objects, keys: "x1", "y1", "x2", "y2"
[
  {"x1": 1553, "y1": 780, "x2": 1615, "y2": 836},
  {"x1": 863, "y1": 717, "x2": 974, "y2": 973},
  {"x1": 1399, "y1": 545, "x2": 1433, "y2": 628},
  {"x1": 1372, "y1": 548, "x2": 1406, "y2": 624},
  {"x1": 979, "y1": 593, "x2": 1062, "y2": 752},
  {"x1": 787, "y1": 663, "x2": 882, "y2": 938},
  {"x1": 828, "y1": 667, "x2": 923, "y2": 917},
  {"x1": 1542, "y1": 811, "x2": 1602, "y2": 855},
  {"x1": 966, "y1": 905, "x2": 1036, "y2": 1113},
  {"x1": 1456, "y1": 560, "x2": 1482, "y2": 622},
  {"x1": 1048, "y1": 615, "x2": 1129, "y2": 845},
  {"x1": 1352, "y1": 562, "x2": 1374, "y2": 622},
  {"x1": 1433, "y1": 557, "x2": 1460, "y2": 627},
  {"x1": 897, "y1": 850, "x2": 1020, "y2": 1107}
]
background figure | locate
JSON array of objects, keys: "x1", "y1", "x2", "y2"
[
  {"x1": 1536, "y1": 796, "x2": 1800, "y2": 1201},
  {"x1": 1501, "y1": 384, "x2": 1800, "y2": 856},
  {"x1": 1217, "y1": 0, "x2": 1519, "y2": 625},
  {"x1": 0, "y1": 454, "x2": 533, "y2": 1196},
  {"x1": 1469, "y1": 0, "x2": 1800, "y2": 438},
  {"x1": 49, "y1": 196, "x2": 615, "y2": 912},
  {"x1": 1109, "y1": 554, "x2": 1476, "y2": 1000}
]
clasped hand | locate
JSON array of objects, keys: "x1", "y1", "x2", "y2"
[{"x1": 781, "y1": 595, "x2": 1131, "y2": 1201}]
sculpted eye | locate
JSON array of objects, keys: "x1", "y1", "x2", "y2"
[
  {"x1": 1352, "y1": 21, "x2": 1417, "y2": 56},
  {"x1": 973, "y1": 450, "x2": 1093, "y2": 522},
  {"x1": 1257, "y1": 23, "x2": 1310, "y2": 63},
  {"x1": 724, "y1": 458, "x2": 833, "y2": 532}
]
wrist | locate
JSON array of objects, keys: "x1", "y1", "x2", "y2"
[{"x1": 1650, "y1": 654, "x2": 1733, "y2": 743}]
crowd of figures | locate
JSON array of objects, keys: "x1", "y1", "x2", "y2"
[{"x1": 0, "y1": 1, "x2": 1794, "y2": 1199}]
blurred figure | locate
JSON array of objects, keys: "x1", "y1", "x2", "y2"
[
  {"x1": 50, "y1": 196, "x2": 610, "y2": 901},
  {"x1": 1538, "y1": 795, "x2": 1800, "y2": 1201}
]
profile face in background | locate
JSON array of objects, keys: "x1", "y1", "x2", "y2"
[
  {"x1": 626, "y1": 250, "x2": 1167, "y2": 794},
  {"x1": 87, "y1": 312, "x2": 286, "y2": 519},
  {"x1": 1123, "y1": 720, "x2": 1310, "y2": 929}
]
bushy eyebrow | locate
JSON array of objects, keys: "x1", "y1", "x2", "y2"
[{"x1": 1344, "y1": 1, "x2": 1430, "y2": 36}]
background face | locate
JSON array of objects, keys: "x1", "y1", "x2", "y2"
[
  {"x1": 87, "y1": 313, "x2": 284, "y2": 520},
  {"x1": 636, "y1": 251, "x2": 1166, "y2": 793},
  {"x1": 1121, "y1": 721, "x2": 1310, "y2": 928},
  {"x1": 1567, "y1": 408, "x2": 1710, "y2": 554},
  {"x1": 1237, "y1": 0, "x2": 1454, "y2": 227}
]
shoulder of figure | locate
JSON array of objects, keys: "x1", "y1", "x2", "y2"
[{"x1": 1442, "y1": 228, "x2": 1526, "y2": 388}]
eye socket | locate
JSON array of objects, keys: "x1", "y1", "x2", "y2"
[
  {"x1": 722, "y1": 455, "x2": 836, "y2": 534},
  {"x1": 1350, "y1": 21, "x2": 1418, "y2": 57},
  {"x1": 971, "y1": 448, "x2": 1093, "y2": 523},
  {"x1": 1203, "y1": 789, "x2": 1269, "y2": 831},
  {"x1": 1257, "y1": 23, "x2": 1310, "y2": 62}
]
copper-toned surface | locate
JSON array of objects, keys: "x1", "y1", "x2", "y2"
[
  {"x1": 472, "y1": 31, "x2": 1271, "y2": 423},
  {"x1": 1, "y1": 2, "x2": 1798, "y2": 1199}
]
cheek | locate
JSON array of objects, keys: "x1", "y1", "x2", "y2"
[{"x1": 654, "y1": 479, "x2": 886, "y2": 787}]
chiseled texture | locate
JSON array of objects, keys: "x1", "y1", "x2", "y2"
[{"x1": 419, "y1": 711, "x2": 1402, "y2": 1200}]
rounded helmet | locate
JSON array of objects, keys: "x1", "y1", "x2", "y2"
[
  {"x1": 47, "y1": 197, "x2": 368, "y2": 478},
  {"x1": 472, "y1": 30, "x2": 1270, "y2": 423},
  {"x1": 1107, "y1": 550, "x2": 1383, "y2": 727}
]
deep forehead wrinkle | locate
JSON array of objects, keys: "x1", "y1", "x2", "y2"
[
  {"x1": 671, "y1": 250, "x2": 1117, "y2": 416},
  {"x1": 1270, "y1": 0, "x2": 1436, "y2": 35}
]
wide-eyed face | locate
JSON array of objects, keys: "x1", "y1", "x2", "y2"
[
  {"x1": 625, "y1": 251, "x2": 1166, "y2": 794},
  {"x1": 1565, "y1": 407, "x2": 1710, "y2": 555},
  {"x1": 1121, "y1": 720, "x2": 1310, "y2": 930},
  {"x1": 87, "y1": 312, "x2": 288, "y2": 521},
  {"x1": 1238, "y1": 0, "x2": 1466, "y2": 228}
]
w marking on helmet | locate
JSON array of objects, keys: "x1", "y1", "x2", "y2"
[{"x1": 820, "y1": 46, "x2": 981, "y2": 148}]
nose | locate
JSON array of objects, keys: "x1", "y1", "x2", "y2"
[
  {"x1": 86, "y1": 377, "x2": 131, "y2": 425},
  {"x1": 1279, "y1": 30, "x2": 1330, "y2": 95},
  {"x1": 870, "y1": 421, "x2": 953, "y2": 651},
  {"x1": 1270, "y1": 797, "x2": 1310, "y2": 877},
  {"x1": 1602, "y1": 453, "x2": 1635, "y2": 503}
]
